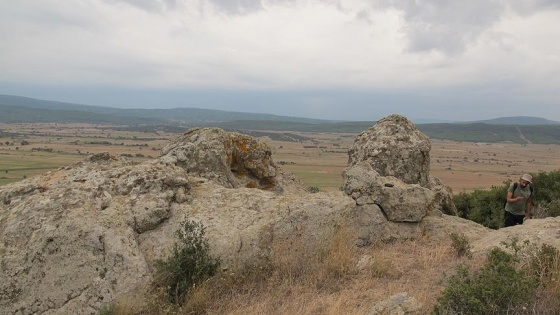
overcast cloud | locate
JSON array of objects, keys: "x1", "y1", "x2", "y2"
[{"x1": 0, "y1": 0, "x2": 558, "y2": 122}]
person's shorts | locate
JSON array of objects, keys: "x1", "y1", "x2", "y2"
[{"x1": 504, "y1": 211, "x2": 525, "y2": 227}]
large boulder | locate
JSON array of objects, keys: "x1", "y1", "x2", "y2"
[
  {"x1": 343, "y1": 115, "x2": 456, "y2": 217},
  {"x1": 0, "y1": 155, "x2": 191, "y2": 315},
  {"x1": 160, "y1": 128, "x2": 304, "y2": 192},
  {"x1": 0, "y1": 130, "x2": 347, "y2": 315},
  {"x1": 343, "y1": 162, "x2": 434, "y2": 222},
  {"x1": 347, "y1": 114, "x2": 431, "y2": 187}
]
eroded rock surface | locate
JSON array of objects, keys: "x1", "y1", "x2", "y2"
[
  {"x1": 343, "y1": 114, "x2": 456, "y2": 221},
  {"x1": 1, "y1": 119, "x2": 557, "y2": 315},
  {"x1": 343, "y1": 162, "x2": 434, "y2": 222},
  {"x1": 160, "y1": 128, "x2": 303, "y2": 192},
  {"x1": 0, "y1": 156, "x2": 190, "y2": 315},
  {"x1": 348, "y1": 114, "x2": 431, "y2": 187}
]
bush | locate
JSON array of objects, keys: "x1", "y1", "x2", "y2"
[
  {"x1": 308, "y1": 186, "x2": 320, "y2": 193},
  {"x1": 453, "y1": 170, "x2": 560, "y2": 229},
  {"x1": 97, "y1": 303, "x2": 118, "y2": 315},
  {"x1": 433, "y1": 247, "x2": 539, "y2": 314},
  {"x1": 155, "y1": 219, "x2": 221, "y2": 305},
  {"x1": 453, "y1": 185, "x2": 507, "y2": 229}
]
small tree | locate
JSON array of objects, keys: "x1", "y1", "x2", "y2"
[
  {"x1": 433, "y1": 246, "x2": 539, "y2": 314},
  {"x1": 155, "y1": 220, "x2": 220, "y2": 305}
]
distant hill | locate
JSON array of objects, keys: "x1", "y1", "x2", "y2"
[
  {"x1": 416, "y1": 123, "x2": 560, "y2": 144},
  {"x1": 0, "y1": 95, "x2": 329, "y2": 125},
  {"x1": 469, "y1": 116, "x2": 560, "y2": 125},
  {"x1": 1, "y1": 94, "x2": 559, "y2": 144}
]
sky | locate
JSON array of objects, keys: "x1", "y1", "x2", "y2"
[{"x1": 1, "y1": 0, "x2": 559, "y2": 122}]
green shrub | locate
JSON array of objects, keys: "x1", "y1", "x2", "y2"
[
  {"x1": 433, "y1": 247, "x2": 538, "y2": 314},
  {"x1": 453, "y1": 185, "x2": 507, "y2": 229},
  {"x1": 155, "y1": 219, "x2": 221, "y2": 305},
  {"x1": 453, "y1": 170, "x2": 560, "y2": 228},
  {"x1": 97, "y1": 303, "x2": 117, "y2": 315},
  {"x1": 308, "y1": 186, "x2": 320, "y2": 193}
]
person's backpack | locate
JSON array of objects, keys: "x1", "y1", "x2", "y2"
[{"x1": 504, "y1": 182, "x2": 534, "y2": 207}]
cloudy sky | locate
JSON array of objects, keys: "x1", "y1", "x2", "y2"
[{"x1": 1, "y1": 0, "x2": 559, "y2": 122}]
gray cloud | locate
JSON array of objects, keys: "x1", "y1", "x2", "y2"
[
  {"x1": 509, "y1": 0, "x2": 560, "y2": 14},
  {"x1": 108, "y1": 0, "x2": 162, "y2": 11},
  {"x1": 207, "y1": 0, "x2": 265, "y2": 15},
  {"x1": 369, "y1": 0, "x2": 560, "y2": 55},
  {"x1": 370, "y1": 0, "x2": 506, "y2": 54},
  {"x1": 0, "y1": 0, "x2": 558, "y2": 122},
  {"x1": 107, "y1": 0, "x2": 181, "y2": 13}
]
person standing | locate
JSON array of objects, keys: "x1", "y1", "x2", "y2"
[{"x1": 504, "y1": 174, "x2": 534, "y2": 227}]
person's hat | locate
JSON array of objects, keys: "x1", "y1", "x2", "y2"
[{"x1": 521, "y1": 174, "x2": 532, "y2": 183}]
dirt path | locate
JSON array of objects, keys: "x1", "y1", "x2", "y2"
[{"x1": 516, "y1": 127, "x2": 533, "y2": 144}]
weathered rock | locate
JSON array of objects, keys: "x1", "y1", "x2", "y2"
[
  {"x1": 0, "y1": 156, "x2": 190, "y2": 315},
  {"x1": 343, "y1": 115, "x2": 455, "y2": 219},
  {"x1": 366, "y1": 292, "x2": 423, "y2": 315},
  {"x1": 343, "y1": 162, "x2": 433, "y2": 222},
  {"x1": 353, "y1": 204, "x2": 430, "y2": 246},
  {"x1": 0, "y1": 146, "x2": 353, "y2": 314},
  {"x1": 429, "y1": 176, "x2": 457, "y2": 216},
  {"x1": 160, "y1": 127, "x2": 303, "y2": 192},
  {"x1": 347, "y1": 114, "x2": 431, "y2": 187},
  {"x1": 2, "y1": 121, "x2": 558, "y2": 315}
]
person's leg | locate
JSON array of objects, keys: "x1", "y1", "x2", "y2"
[
  {"x1": 504, "y1": 211, "x2": 516, "y2": 227},
  {"x1": 504, "y1": 212, "x2": 525, "y2": 227},
  {"x1": 514, "y1": 214, "x2": 525, "y2": 225}
]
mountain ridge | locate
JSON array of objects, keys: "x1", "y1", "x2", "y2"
[
  {"x1": 0, "y1": 94, "x2": 331, "y2": 124},
  {"x1": 1, "y1": 94, "x2": 558, "y2": 125},
  {"x1": 1, "y1": 94, "x2": 560, "y2": 144}
]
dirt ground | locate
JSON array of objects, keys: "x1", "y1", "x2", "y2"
[
  {"x1": 1, "y1": 124, "x2": 559, "y2": 193},
  {"x1": 265, "y1": 133, "x2": 560, "y2": 194}
]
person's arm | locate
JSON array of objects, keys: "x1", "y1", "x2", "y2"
[
  {"x1": 506, "y1": 191, "x2": 523, "y2": 203},
  {"x1": 525, "y1": 196, "x2": 533, "y2": 219}
]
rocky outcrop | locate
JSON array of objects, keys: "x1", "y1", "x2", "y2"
[
  {"x1": 0, "y1": 128, "x2": 333, "y2": 315},
  {"x1": 1, "y1": 118, "x2": 555, "y2": 315},
  {"x1": 347, "y1": 114, "x2": 431, "y2": 187},
  {"x1": 343, "y1": 114, "x2": 456, "y2": 221},
  {"x1": 343, "y1": 162, "x2": 434, "y2": 222},
  {"x1": 160, "y1": 128, "x2": 304, "y2": 192},
  {"x1": 0, "y1": 155, "x2": 191, "y2": 315}
]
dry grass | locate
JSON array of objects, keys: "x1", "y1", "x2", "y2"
[
  {"x1": 88, "y1": 229, "x2": 560, "y2": 315},
  {"x1": 107, "y1": 230, "x2": 488, "y2": 315}
]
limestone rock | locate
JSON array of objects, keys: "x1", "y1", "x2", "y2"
[
  {"x1": 3, "y1": 121, "x2": 558, "y2": 315},
  {"x1": 366, "y1": 292, "x2": 423, "y2": 315},
  {"x1": 343, "y1": 162, "x2": 433, "y2": 222},
  {"x1": 429, "y1": 176, "x2": 457, "y2": 216},
  {"x1": 347, "y1": 114, "x2": 431, "y2": 187},
  {"x1": 0, "y1": 156, "x2": 190, "y2": 315},
  {"x1": 0, "y1": 140, "x2": 348, "y2": 314},
  {"x1": 160, "y1": 127, "x2": 303, "y2": 192},
  {"x1": 343, "y1": 115, "x2": 455, "y2": 221}
]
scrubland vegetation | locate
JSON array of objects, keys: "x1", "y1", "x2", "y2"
[
  {"x1": 454, "y1": 170, "x2": 560, "y2": 229},
  {"x1": 99, "y1": 221, "x2": 560, "y2": 315}
]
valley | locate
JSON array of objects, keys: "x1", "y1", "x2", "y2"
[{"x1": 1, "y1": 123, "x2": 559, "y2": 193}]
